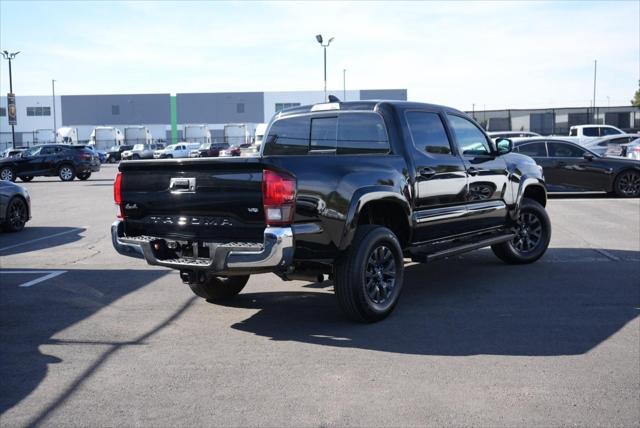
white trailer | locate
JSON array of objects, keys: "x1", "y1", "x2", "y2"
[
  {"x1": 56, "y1": 127, "x2": 79, "y2": 144},
  {"x1": 124, "y1": 126, "x2": 153, "y2": 145},
  {"x1": 224, "y1": 123, "x2": 250, "y2": 147},
  {"x1": 183, "y1": 124, "x2": 211, "y2": 145},
  {"x1": 89, "y1": 126, "x2": 124, "y2": 151}
]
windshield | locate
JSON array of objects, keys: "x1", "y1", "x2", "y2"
[
  {"x1": 199, "y1": 143, "x2": 211, "y2": 150},
  {"x1": 165, "y1": 145, "x2": 176, "y2": 151},
  {"x1": 133, "y1": 144, "x2": 145, "y2": 151}
]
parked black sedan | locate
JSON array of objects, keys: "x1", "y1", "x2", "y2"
[
  {"x1": 0, "y1": 180, "x2": 30, "y2": 232},
  {"x1": 511, "y1": 137, "x2": 640, "y2": 197},
  {"x1": 0, "y1": 144, "x2": 100, "y2": 182}
]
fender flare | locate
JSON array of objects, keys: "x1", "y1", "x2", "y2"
[
  {"x1": 513, "y1": 177, "x2": 547, "y2": 219},
  {"x1": 338, "y1": 186, "x2": 412, "y2": 250}
]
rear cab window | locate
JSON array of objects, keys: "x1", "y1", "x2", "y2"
[{"x1": 263, "y1": 112, "x2": 390, "y2": 156}]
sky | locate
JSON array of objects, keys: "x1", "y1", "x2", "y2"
[{"x1": 0, "y1": 0, "x2": 638, "y2": 110}]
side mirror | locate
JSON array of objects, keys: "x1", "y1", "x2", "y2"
[
  {"x1": 496, "y1": 138, "x2": 513, "y2": 155},
  {"x1": 583, "y1": 153, "x2": 594, "y2": 161}
]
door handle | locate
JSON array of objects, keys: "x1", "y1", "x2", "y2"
[
  {"x1": 418, "y1": 167, "x2": 436, "y2": 178},
  {"x1": 467, "y1": 167, "x2": 479, "y2": 176}
]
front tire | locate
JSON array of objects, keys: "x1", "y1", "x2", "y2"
[
  {"x1": 20, "y1": 176, "x2": 34, "y2": 182},
  {"x1": 132, "y1": 154, "x2": 140, "y2": 160},
  {"x1": 59, "y1": 165, "x2": 75, "y2": 181},
  {"x1": 334, "y1": 225, "x2": 404, "y2": 322},
  {"x1": 3, "y1": 197, "x2": 28, "y2": 232},
  {"x1": 188, "y1": 275, "x2": 249, "y2": 302},
  {"x1": 0, "y1": 167, "x2": 16, "y2": 182},
  {"x1": 614, "y1": 170, "x2": 640, "y2": 198},
  {"x1": 492, "y1": 198, "x2": 551, "y2": 264}
]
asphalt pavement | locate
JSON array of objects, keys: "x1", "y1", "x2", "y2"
[{"x1": 1, "y1": 164, "x2": 639, "y2": 427}]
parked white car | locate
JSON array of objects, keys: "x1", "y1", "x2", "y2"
[
  {"x1": 568, "y1": 125, "x2": 625, "y2": 145},
  {"x1": 153, "y1": 143, "x2": 199, "y2": 159}
]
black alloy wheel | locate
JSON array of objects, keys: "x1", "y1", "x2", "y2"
[
  {"x1": 614, "y1": 170, "x2": 640, "y2": 198},
  {"x1": 364, "y1": 245, "x2": 397, "y2": 305},
  {"x1": 492, "y1": 197, "x2": 551, "y2": 264},
  {"x1": 4, "y1": 197, "x2": 28, "y2": 232},
  {"x1": 334, "y1": 225, "x2": 404, "y2": 322},
  {"x1": 511, "y1": 211, "x2": 543, "y2": 254}
]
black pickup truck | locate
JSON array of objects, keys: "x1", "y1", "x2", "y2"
[{"x1": 112, "y1": 100, "x2": 550, "y2": 322}]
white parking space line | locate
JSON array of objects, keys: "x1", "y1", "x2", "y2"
[
  {"x1": 0, "y1": 227, "x2": 86, "y2": 252},
  {"x1": 1, "y1": 270, "x2": 67, "y2": 287}
]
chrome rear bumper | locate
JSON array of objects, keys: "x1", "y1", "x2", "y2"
[{"x1": 111, "y1": 220, "x2": 293, "y2": 274}]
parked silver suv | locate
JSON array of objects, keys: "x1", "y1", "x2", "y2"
[{"x1": 121, "y1": 143, "x2": 165, "y2": 160}]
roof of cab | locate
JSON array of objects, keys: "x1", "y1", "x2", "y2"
[{"x1": 275, "y1": 100, "x2": 464, "y2": 119}]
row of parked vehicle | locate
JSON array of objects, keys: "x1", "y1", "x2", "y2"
[
  {"x1": 488, "y1": 125, "x2": 640, "y2": 197},
  {"x1": 103, "y1": 141, "x2": 258, "y2": 162},
  {"x1": 488, "y1": 124, "x2": 640, "y2": 159}
]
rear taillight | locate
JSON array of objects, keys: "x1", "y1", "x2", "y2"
[
  {"x1": 262, "y1": 169, "x2": 296, "y2": 226},
  {"x1": 80, "y1": 153, "x2": 91, "y2": 160},
  {"x1": 114, "y1": 172, "x2": 124, "y2": 219}
]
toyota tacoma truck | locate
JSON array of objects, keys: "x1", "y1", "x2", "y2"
[{"x1": 112, "y1": 100, "x2": 551, "y2": 322}]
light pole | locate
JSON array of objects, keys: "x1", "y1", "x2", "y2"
[
  {"x1": 315, "y1": 34, "x2": 334, "y2": 102},
  {"x1": 343, "y1": 68, "x2": 346, "y2": 101},
  {"x1": 52, "y1": 79, "x2": 57, "y2": 138},
  {"x1": 2, "y1": 50, "x2": 20, "y2": 149}
]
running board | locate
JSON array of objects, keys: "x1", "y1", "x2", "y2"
[{"x1": 411, "y1": 234, "x2": 515, "y2": 263}]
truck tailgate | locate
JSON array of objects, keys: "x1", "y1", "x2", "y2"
[{"x1": 119, "y1": 158, "x2": 266, "y2": 242}]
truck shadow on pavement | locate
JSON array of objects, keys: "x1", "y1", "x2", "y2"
[
  {"x1": 227, "y1": 248, "x2": 640, "y2": 357},
  {"x1": 0, "y1": 269, "x2": 169, "y2": 418},
  {"x1": 0, "y1": 227, "x2": 86, "y2": 256}
]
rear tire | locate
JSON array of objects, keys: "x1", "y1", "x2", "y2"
[
  {"x1": 58, "y1": 165, "x2": 75, "y2": 181},
  {"x1": 492, "y1": 198, "x2": 551, "y2": 264},
  {"x1": 3, "y1": 197, "x2": 28, "y2": 232},
  {"x1": 613, "y1": 170, "x2": 640, "y2": 198},
  {"x1": 0, "y1": 167, "x2": 16, "y2": 182},
  {"x1": 132, "y1": 154, "x2": 140, "y2": 160},
  {"x1": 19, "y1": 176, "x2": 34, "y2": 182},
  {"x1": 77, "y1": 172, "x2": 91, "y2": 181},
  {"x1": 188, "y1": 275, "x2": 249, "y2": 302},
  {"x1": 334, "y1": 225, "x2": 404, "y2": 322}
]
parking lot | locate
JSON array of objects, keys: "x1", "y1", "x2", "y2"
[{"x1": 1, "y1": 164, "x2": 639, "y2": 427}]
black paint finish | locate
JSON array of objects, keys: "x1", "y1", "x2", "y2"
[{"x1": 118, "y1": 101, "x2": 547, "y2": 266}]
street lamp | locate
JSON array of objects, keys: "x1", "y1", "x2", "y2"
[
  {"x1": 1, "y1": 50, "x2": 20, "y2": 149},
  {"x1": 315, "y1": 34, "x2": 334, "y2": 102}
]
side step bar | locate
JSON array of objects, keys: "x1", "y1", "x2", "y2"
[{"x1": 411, "y1": 234, "x2": 515, "y2": 263}]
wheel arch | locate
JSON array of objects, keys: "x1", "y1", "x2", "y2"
[
  {"x1": 339, "y1": 187, "x2": 412, "y2": 250},
  {"x1": 513, "y1": 178, "x2": 547, "y2": 219}
]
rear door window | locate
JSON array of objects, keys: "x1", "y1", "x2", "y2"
[
  {"x1": 337, "y1": 113, "x2": 389, "y2": 154},
  {"x1": 263, "y1": 116, "x2": 310, "y2": 155}
]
